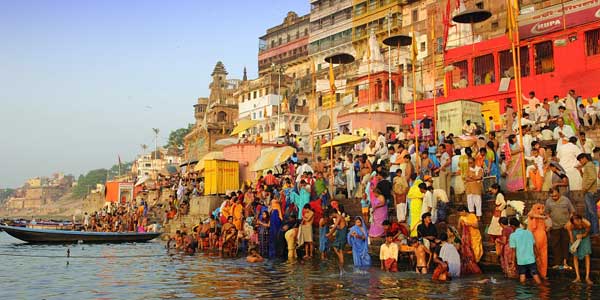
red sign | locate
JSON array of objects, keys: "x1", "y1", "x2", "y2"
[{"x1": 518, "y1": 0, "x2": 600, "y2": 39}]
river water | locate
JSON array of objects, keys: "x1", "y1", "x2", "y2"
[{"x1": 0, "y1": 233, "x2": 598, "y2": 299}]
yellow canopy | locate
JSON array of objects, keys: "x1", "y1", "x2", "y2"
[
  {"x1": 194, "y1": 151, "x2": 224, "y2": 171},
  {"x1": 230, "y1": 119, "x2": 259, "y2": 136},
  {"x1": 321, "y1": 134, "x2": 363, "y2": 148},
  {"x1": 251, "y1": 146, "x2": 296, "y2": 171}
]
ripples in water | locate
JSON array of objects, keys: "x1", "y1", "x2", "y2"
[{"x1": 0, "y1": 233, "x2": 598, "y2": 299}]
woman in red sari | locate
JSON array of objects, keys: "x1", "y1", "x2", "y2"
[{"x1": 496, "y1": 217, "x2": 518, "y2": 278}]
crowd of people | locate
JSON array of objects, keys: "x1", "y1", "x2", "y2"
[
  {"x1": 161, "y1": 88, "x2": 600, "y2": 284},
  {"x1": 81, "y1": 200, "x2": 160, "y2": 233}
]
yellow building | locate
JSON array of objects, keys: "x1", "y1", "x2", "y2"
[{"x1": 352, "y1": 0, "x2": 403, "y2": 59}]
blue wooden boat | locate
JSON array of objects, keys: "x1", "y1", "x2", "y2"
[{"x1": 0, "y1": 225, "x2": 161, "y2": 243}]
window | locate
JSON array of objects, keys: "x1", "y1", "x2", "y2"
[
  {"x1": 420, "y1": 42, "x2": 426, "y2": 52},
  {"x1": 217, "y1": 111, "x2": 227, "y2": 122},
  {"x1": 412, "y1": 9, "x2": 418, "y2": 23},
  {"x1": 253, "y1": 112, "x2": 256, "y2": 119},
  {"x1": 294, "y1": 124, "x2": 301, "y2": 132},
  {"x1": 476, "y1": 2, "x2": 483, "y2": 9},
  {"x1": 259, "y1": 111, "x2": 263, "y2": 118},
  {"x1": 499, "y1": 46, "x2": 530, "y2": 78},
  {"x1": 473, "y1": 54, "x2": 495, "y2": 86},
  {"x1": 491, "y1": 21, "x2": 499, "y2": 30},
  {"x1": 144, "y1": 163, "x2": 151, "y2": 168},
  {"x1": 451, "y1": 60, "x2": 468, "y2": 89},
  {"x1": 585, "y1": 29, "x2": 600, "y2": 56},
  {"x1": 534, "y1": 41, "x2": 554, "y2": 74}
]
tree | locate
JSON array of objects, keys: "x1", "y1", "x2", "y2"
[
  {"x1": 72, "y1": 169, "x2": 108, "y2": 198},
  {"x1": 165, "y1": 124, "x2": 193, "y2": 149},
  {"x1": 0, "y1": 188, "x2": 15, "y2": 204}
]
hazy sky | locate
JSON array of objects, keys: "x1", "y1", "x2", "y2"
[{"x1": 0, "y1": 0, "x2": 308, "y2": 188}]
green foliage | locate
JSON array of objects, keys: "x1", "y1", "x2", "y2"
[
  {"x1": 72, "y1": 169, "x2": 108, "y2": 198},
  {"x1": 165, "y1": 124, "x2": 193, "y2": 149},
  {"x1": 0, "y1": 188, "x2": 15, "y2": 204}
]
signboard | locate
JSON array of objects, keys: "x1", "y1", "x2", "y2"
[{"x1": 518, "y1": 0, "x2": 600, "y2": 39}]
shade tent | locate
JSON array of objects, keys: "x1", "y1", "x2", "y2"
[
  {"x1": 321, "y1": 134, "x2": 363, "y2": 148},
  {"x1": 194, "y1": 151, "x2": 225, "y2": 171},
  {"x1": 251, "y1": 146, "x2": 296, "y2": 171},
  {"x1": 230, "y1": 119, "x2": 259, "y2": 136}
]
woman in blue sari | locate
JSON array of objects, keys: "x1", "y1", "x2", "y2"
[
  {"x1": 268, "y1": 200, "x2": 283, "y2": 258},
  {"x1": 289, "y1": 183, "x2": 310, "y2": 220},
  {"x1": 256, "y1": 211, "x2": 270, "y2": 258},
  {"x1": 427, "y1": 140, "x2": 440, "y2": 168},
  {"x1": 347, "y1": 216, "x2": 371, "y2": 268}
]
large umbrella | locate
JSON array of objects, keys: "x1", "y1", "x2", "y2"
[
  {"x1": 230, "y1": 119, "x2": 259, "y2": 136},
  {"x1": 194, "y1": 151, "x2": 224, "y2": 171},
  {"x1": 251, "y1": 146, "x2": 296, "y2": 171},
  {"x1": 321, "y1": 134, "x2": 363, "y2": 148}
]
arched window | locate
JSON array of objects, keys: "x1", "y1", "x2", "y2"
[{"x1": 217, "y1": 111, "x2": 227, "y2": 122}]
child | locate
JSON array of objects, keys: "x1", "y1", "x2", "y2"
[
  {"x1": 525, "y1": 148, "x2": 544, "y2": 191},
  {"x1": 360, "y1": 195, "x2": 370, "y2": 225},
  {"x1": 246, "y1": 248, "x2": 264, "y2": 263},
  {"x1": 410, "y1": 238, "x2": 432, "y2": 274},
  {"x1": 432, "y1": 260, "x2": 450, "y2": 281},
  {"x1": 509, "y1": 218, "x2": 542, "y2": 284}
]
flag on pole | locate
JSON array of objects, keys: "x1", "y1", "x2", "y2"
[
  {"x1": 411, "y1": 25, "x2": 418, "y2": 64},
  {"x1": 328, "y1": 61, "x2": 336, "y2": 95}
]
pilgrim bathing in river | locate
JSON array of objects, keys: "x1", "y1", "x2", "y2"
[{"x1": 154, "y1": 124, "x2": 598, "y2": 286}]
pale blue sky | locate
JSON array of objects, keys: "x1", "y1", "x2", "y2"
[{"x1": 0, "y1": 0, "x2": 308, "y2": 188}]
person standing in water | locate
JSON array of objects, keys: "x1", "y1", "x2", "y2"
[{"x1": 328, "y1": 209, "x2": 348, "y2": 274}]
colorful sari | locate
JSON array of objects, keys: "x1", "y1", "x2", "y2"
[
  {"x1": 258, "y1": 218, "x2": 269, "y2": 258},
  {"x1": 268, "y1": 209, "x2": 282, "y2": 258},
  {"x1": 459, "y1": 217, "x2": 482, "y2": 276},
  {"x1": 499, "y1": 226, "x2": 518, "y2": 278},
  {"x1": 505, "y1": 143, "x2": 525, "y2": 192},
  {"x1": 428, "y1": 146, "x2": 440, "y2": 168},
  {"x1": 347, "y1": 217, "x2": 371, "y2": 267},
  {"x1": 368, "y1": 195, "x2": 387, "y2": 238},
  {"x1": 407, "y1": 179, "x2": 424, "y2": 237},
  {"x1": 485, "y1": 149, "x2": 500, "y2": 183},
  {"x1": 527, "y1": 204, "x2": 548, "y2": 278}
]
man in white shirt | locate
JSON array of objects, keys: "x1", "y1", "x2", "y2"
[
  {"x1": 436, "y1": 232, "x2": 461, "y2": 278},
  {"x1": 421, "y1": 186, "x2": 437, "y2": 223},
  {"x1": 553, "y1": 117, "x2": 575, "y2": 151},
  {"x1": 549, "y1": 95, "x2": 562, "y2": 119},
  {"x1": 522, "y1": 91, "x2": 540, "y2": 113},
  {"x1": 397, "y1": 129, "x2": 406, "y2": 142},
  {"x1": 462, "y1": 120, "x2": 477, "y2": 136},
  {"x1": 380, "y1": 234, "x2": 399, "y2": 272},
  {"x1": 377, "y1": 132, "x2": 387, "y2": 150},
  {"x1": 580, "y1": 132, "x2": 596, "y2": 154},
  {"x1": 522, "y1": 127, "x2": 534, "y2": 157},
  {"x1": 295, "y1": 158, "x2": 314, "y2": 184},
  {"x1": 557, "y1": 136, "x2": 583, "y2": 191},
  {"x1": 438, "y1": 144, "x2": 451, "y2": 195},
  {"x1": 585, "y1": 102, "x2": 599, "y2": 127},
  {"x1": 534, "y1": 103, "x2": 548, "y2": 129}
]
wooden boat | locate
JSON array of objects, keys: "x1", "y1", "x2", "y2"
[{"x1": 0, "y1": 225, "x2": 161, "y2": 243}]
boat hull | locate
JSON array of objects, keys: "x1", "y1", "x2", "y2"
[{"x1": 0, "y1": 225, "x2": 161, "y2": 243}]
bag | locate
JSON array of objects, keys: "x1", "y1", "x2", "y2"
[
  {"x1": 505, "y1": 205, "x2": 517, "y2": 217},
  {"x1": 570, "y1": 239, "x2": 581, "y2": 254}
]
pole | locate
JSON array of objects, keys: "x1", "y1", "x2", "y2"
[
  {"x1": 311, "y1": 60, "x2": 316, "y2": 163},
  {"x1": 411, "y1": 26, "x2": 419, "y2": 167},
  {"x1": 431, "y1": 13, "x2": 437, "y2": 145},
  {"x1": 507, "y1": 0, "x2": 528, "y2": 190},
  {"x1": 387, "y1": 10, "x2": 393, "y2": 112},
  {"x1": 278, "y1": 68, "x2": 281, "y2": 139}
]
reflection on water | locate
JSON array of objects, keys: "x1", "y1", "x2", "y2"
[{"x1": 0, "y1": 233, "x2": 598, "y2": 299}]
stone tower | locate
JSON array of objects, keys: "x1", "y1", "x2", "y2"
[{"x1": 209, "y1": 61, "x2": 228, "y2": 104}]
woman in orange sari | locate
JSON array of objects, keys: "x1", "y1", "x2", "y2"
[
  {"x1": 232, "y1": 198, "x2": 244, "y2": 231},
  {"x1": 528, "y1": 203, "x2": 549, "y2": 279},
  {"x1": 458, "y1": 205, "x2": 483, "y2": 275}
]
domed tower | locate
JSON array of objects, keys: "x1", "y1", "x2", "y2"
[{"x1": 209, "y1": 61, "x2": 228, "y2": 104}]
